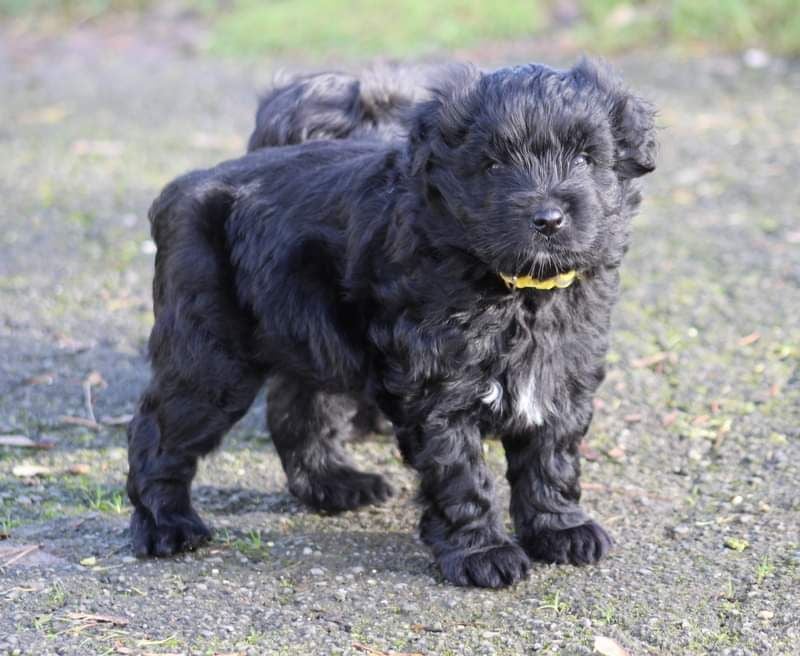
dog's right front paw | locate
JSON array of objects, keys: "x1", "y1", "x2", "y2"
[
  {"x1": 130, "y1": 507, "x2": 212, "y2": 558},
  {"x1": 438, "y1": 542, "x2": 530, "y2": 588},
  {"x1": 521, "y1": 520, "x2": 613, "y2": 565}
]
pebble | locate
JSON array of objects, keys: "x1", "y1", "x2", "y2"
[
  {"x1": 309, "y1": 567, "x2": 325, "y2": 577},
  {"x1": 758, "y1": 610, "x2": 774, "y2": 620},
  {"x1": 743, "y1": 48, "x2": 770, "y2": 69},
  {"x1": 302, "y1": 547, "x2": 313, "y2": 555},
  {"x1": 333, "y1": 589, "x2": 347, "y2": 601}
]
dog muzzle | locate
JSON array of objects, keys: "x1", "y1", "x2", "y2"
[{"x1": 499, "y1": 270, "x2": 578, "y2": 291}]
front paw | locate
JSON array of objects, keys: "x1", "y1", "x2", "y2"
[
  {"x1": 131, "y1": 507, "x2": 212, "y2": 558},
  {"x1": 438, "y1": 542, "x2": 530, "y2": 588},
  {"x1": 521, "y1": 520, "x2": 613, "y2": 565}
]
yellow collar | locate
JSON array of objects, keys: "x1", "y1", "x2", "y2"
[{"x1": 499, "y1": 270, "x2": 578, "y2": 290}]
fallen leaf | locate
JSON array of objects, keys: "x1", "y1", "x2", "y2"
[
  {"x1": 607, "y1": 446, "x2": 626, "y2": 460},
  {"x1": 594, "y1": 635, "x2": 629, "y2": 656},
  {"x1": 23, "y1": 373, "x2": 55, "y2": 385},
  {"x1": 724, "y1": 537, "x2": 749, "y2": 552},
  {"x1": 100, "y1": 414, "x2": 134, "y2": 426},
  {"x1": 661, "y1": 411, "x2": 678, "y2": 428},
  {"x1": 84, "y1": 371, "x2": 106, "y2": 388},
  {"x1": 737, "y1": 332, "x2": 760, "y2": 347},
  {"x1": 631, "y1": 351, "x2": 672, "y2": 369},
  {"x1": 12, "y1": 464, "x2": 53, "y2": 478},
  {"x1": 0, "y1": 435, "x2": 57, "y2": 449},
  {"x1": 65, "y1": 611, "x2": 128, "y2": 626}
]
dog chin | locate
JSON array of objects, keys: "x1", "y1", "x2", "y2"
[{"x1": 501, "y1": 250, "x2": 582, "y2": 280}]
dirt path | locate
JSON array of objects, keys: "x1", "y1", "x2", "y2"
[{"x1": 1, "y1": 28, "x2": 799, "y2": 656}]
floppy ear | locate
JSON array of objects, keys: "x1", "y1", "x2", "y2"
[
  {"x1": 407, "y1": 64, "x2": 482, "y2": 177},
  {"x1": 572, "y1": 58, "x2": 657, "y2": 179},
  {"x1": 609, "y1": 92, "x2": 657, "y2": 178}
]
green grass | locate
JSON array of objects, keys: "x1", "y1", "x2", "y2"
[
  {"x1": 208, "y1": 0, "x2": 541, "y2": 58},
  {"x1": 81, "y1": 483, "x2": 127, "y2": 514},
  {"x1": 575, "y1": 0, "x2": 800, "y2": 55},
  {"x1": 2, "y1": 1, "x2": 799, "y2": 57},
  {"x1": 0, "y1": 0, "x2": 148, "y2": 17}
]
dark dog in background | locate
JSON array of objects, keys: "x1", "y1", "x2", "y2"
[
  {"x1": 127, "y1": 59, "x2": 656, "y2": 587},
  {"x1": 247, "y1": 67, "x2": 432, "y2": 152},
  {"x1": 247, "y1": 66, "x2": 438, "y2": 437}
]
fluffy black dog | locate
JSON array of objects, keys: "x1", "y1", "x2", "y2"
[
  {"x1": 247, "y1": 67, "x2": 432, "y2": 152},
  {"x1": 247, "y1": 67, "x2": 436, "y2": 436},
  {"x1": 127, "y1": 59, "x2": 656, "y2": 588}
]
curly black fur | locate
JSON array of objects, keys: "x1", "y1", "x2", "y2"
[
  {"x1": 247, "y1": 66, "x2": 435, "y2": 152},
  {"x1": 127, "y1": 59, "x2": 657, "y2": 587}
]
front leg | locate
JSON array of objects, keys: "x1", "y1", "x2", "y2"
[
  {"x1": 399, "y1": 422, "x2": 530, "y2": 588},
  {"x1": 502, "y1": 408, "x2": 613, "y2": 565}
]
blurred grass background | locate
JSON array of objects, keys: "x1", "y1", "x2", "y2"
[{"x1": 1, "y1": 0, "x2": 798, "y2": 56}]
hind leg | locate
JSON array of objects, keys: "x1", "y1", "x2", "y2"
[
  {"x1": 127, "y1": 346, "x2": 264, "y2": 557},
  {"x1": 267, "y1": 375, "x2": 393, "y2": 512}
]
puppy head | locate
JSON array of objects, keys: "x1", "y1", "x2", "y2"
[{"x1": 408, "y1": 59, "x2": 657, "y2": 279}]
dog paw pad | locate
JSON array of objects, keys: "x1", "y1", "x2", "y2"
[
  {"x1": 439, "y1": 542, "x2": 530, "y2": 588},
  {"x1": 130, "y1": 508, "x2": 212, "y2": 558},
  {"x1": 522, "y1": 520, "x2": 612, "y2": 565}
]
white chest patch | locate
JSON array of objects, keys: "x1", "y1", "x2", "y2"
[
  {"x1": 480, "y1": 380, "x2": 504, "y2": 413},
  {"x1": 511, "y1": 368, "x2": 545, "y2": 427}
]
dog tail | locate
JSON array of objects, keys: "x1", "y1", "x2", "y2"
[
  {"x1": 147, "y1": 171, "x2": 237, "y2": 320},
  {"x1": 246, "y1": 67, "x2": 435, "y2": 151}
]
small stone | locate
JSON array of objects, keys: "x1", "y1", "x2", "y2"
[
  {"x1": 350, "y1": 566, "x2": 365, "y2": 575},
  {"x1": 309, "y1": 567, "x2": 325, "y2": 577},
  {"x1": 671, "y1": 524, "x2": 691, "y2": 537},
  {"x1": 333, "y1": 589, "x2": 347, "y2": 601},
  {"x1": 743, "y1": 48, "x2": 770, "y2": 69},
  {"x1": 758, "y1": 610, "x2": 774, "y2": 620},
  {"x1": 17, "y1": 495, "x2": 32, "y2": 506},
  {"x1": 302, "y1": 547, "x2": 313, "y2": 555}
]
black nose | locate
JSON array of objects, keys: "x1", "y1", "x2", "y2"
[{"x1": 532, "y1": 207, "x2": 565, "y2": 236}]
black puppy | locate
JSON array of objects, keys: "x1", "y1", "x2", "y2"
[
  {"x1": 247, "y1": 67, "x2": 436, "y2": 436},
  {"x1": 127, "y1": 59, "x2": 656, "y2": 588},
  {"x1": 247, "y1": 67, "x2": 433, "y2": 152}
]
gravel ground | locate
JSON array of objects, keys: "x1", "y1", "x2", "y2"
[{"x1": 0, "y1": 21, "x2": 799, "y2": 656}]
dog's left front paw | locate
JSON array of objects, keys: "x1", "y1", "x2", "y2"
[
  {"x1": 521, "y1": 520, "x2": 613, "y2": 565},
  {"x1": 438, "y1": 542, "x2": 530, "y2": 588}
]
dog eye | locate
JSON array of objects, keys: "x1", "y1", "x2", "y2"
[
  {"x1": 486, "y1": 161, "x2": 503, "y2": 173},
  {"x1": 571, "y1": 153, "x2": 592, "y2": 168}
]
